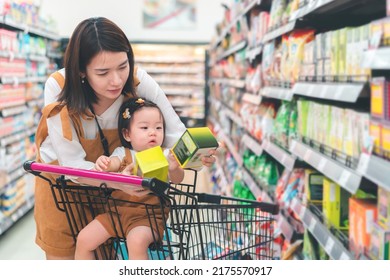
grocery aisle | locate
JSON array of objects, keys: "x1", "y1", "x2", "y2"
[{"x1": 0, "y1": 210, "x2": 44, "y2": 260}]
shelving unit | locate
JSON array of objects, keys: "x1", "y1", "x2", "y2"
[
  {"x1": 132, "y1": 43, "x2": 207, "y2": 128},
  {"x1": 0, "y1": 10, "x2": 61, "y2": 236},
  {"x1": 207, "y1": 0, "x2": 390, "y2": 260}
]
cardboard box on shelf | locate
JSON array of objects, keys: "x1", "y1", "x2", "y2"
[
  {"x1": 378, "y1": 186, "x2": 390, "y2": 229},
  {"x1": 322, "y1": 178, "x2": 350, "y2": 231},
  {"x1": 368, "y1": 222, "x2": 390, "y2": 260},
  {"x1": 349, "y1": 197, "x2": 378, "y2": 258}
]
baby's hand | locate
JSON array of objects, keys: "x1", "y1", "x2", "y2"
[
  {"x1": 121, "y1": 163, "x2": 136, "y2": 176},
  {"x1": 95, "y1": 156, "x2": 111, "y2": 171}
]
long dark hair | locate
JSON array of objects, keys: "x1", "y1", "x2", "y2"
[
  {"x1": 59, "y1": 17, "x2": 136, "y2": 114},
  {"x1": 118, "y1": 98, "x2": 166, "y2": 149}
]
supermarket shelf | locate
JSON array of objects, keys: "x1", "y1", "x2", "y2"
[
  {"x1": 218, "y1": 130, "x2": 243, "y2": 166},
  {"x1": 241, "y1": 135, "x2": 297, "y2": 170},
  {"x1": 216, "y1": 40, "x2": 247, "y2": 61},
  {"x1": 0, "y1": 195, "x2": 35, "y2": 236},
  {"x1": 0, "y1": 104, "x2": 27, "y2": 117},
  {"x1": 242, "y1": 168, "x2": 296, "y2": 241},
  {"x1": 0, "y1": 76, "x2": 47, "y2": 85},
  {"x1": 289, "y1": 139, "x2": 362, "y2": 194},
  {"x1": 290, "y1": 0, "x2": 334, "y2": 20},
  {"x1": 210, "y1": 0, "x2": 262, "y2": 49},
  {"x1": 292, "y1": 82, "x2": 368, "y2": 103},
  {"x1": 262, "y1": 20, "x2": 296, "y2": 43},
  {"x1": 241, "y1": 134, "x2": 263, "y2": 156},
  {"x1": 262, "y1": 86, "x2": 293, "y2": 101},
  {"x1": 0, "y1": 16, "x2": 60, "y2": 41},
  {"x1": 277, "y1": 213, "x2": 297, "y2": 243},
  {"x1": 136, "y1": 57, "x2": 203, "y2": 64},
  {"x1": 242, "y1": 168, "x2": 273, "y2": 203},
  {"x1": 289, "y1": 197, "x2": 353, "y2": 260},
  {"x1": 210, "y1": 78, "x2": 246, "y2": 88},
  {"x1": 263, "y1": 139, "x2": 296, "y2": 171},
  {"x1": 242, "y1": 93, "x2": 262, "y2": 105},
  {"x1": 362, "y1": 47, "x2": 390, "y2": 69},
  {"x1": 223, "y1": 108, "x2": 243, "y2": 127},
  {"x1": 357, "y1": 153, "x2": 390, "y2": 192},
  {"x1": 143, "y1": 67, "x2": 202, "y2": 74},
  {"x1": 245, "y1": 44, "x2": 263, "y2": 62},
  {"x1": 0, "y1": 126, "x2": 36, "y2": 147}
]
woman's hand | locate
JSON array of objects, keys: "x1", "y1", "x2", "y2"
[{"x1": 201, "y1": 148, "x2": 217, "y2": 168}]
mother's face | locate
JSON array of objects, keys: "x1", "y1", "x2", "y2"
[{"x1": 84, "y1": 51, "x2": 130, "y2": 103}]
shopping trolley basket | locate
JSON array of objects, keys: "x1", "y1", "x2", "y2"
[{"x1": 24, "y1": 161, "x2": 278, "y2": 260}]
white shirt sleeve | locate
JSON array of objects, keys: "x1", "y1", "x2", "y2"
[
  {"x1": 135, "y1": 67, "x2": 186, "y2": 148},
  {"x1": 44, "y1": 68, "x2": 65, "y2": 105},
  {"x1": 111, "y1": 146, "x2": 126, "y2": 161},
  {"x1": 46, "y1": 113, "x2": 95, "y2": 170}
]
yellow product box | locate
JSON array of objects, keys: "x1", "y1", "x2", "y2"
[
  {"x1": 171, "y1": 127, "x2": 218, "y2": 169},
  {"x1": 135, "y1": 146, "x2": 169, "y2": 182},
  {"x1": 322, "y1": 178, "x2": 350, "y2": 230},
  {"x1": 378, "y1": 186, "x2": 390, "y2": 229},
  {"x1": 381, "y1": 122, "x2": 390, "y2": 155},
  {"x1": 349, "y1": 198, "x2": 377, "y2": 258},
  {"x1": 370, "y1": 77, "x2": 386, "y2": 119},
  {"x1": 370, "y1": 119, "x2": 382, "y2": 155}
]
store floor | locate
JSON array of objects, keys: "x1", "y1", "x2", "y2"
[
  {"x1": 0, "y1": 168, "x2": 213, "y2": 260},
  {"x1": 0, "y1": 210, "x2": 45, "y2": 260}
]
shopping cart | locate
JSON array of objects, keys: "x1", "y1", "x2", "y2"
[{"x1": 24, "y1": 160, "x2": 278, "y2": 260}]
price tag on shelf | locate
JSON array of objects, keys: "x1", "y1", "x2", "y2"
[
  {"x1": 356, "y1": 153, "x2": 370, "y2": 175},
  {"x1": 334, "y1": 86, "x2": 344, "y2": 100},
  {"x1": 317, "y1": 158, "x2": 327, "y2": 172},
  {"x1": 339, "y1": 252, "x2": 351, "y2": 260},
  {"x1": 304, "y1": 149, "x2": 312, "y2": 162},
  {"x1": 319, "y1": 86, "x2": 327, "y2": 98},
  {"x1": 325, "y1": 238, "x2": 335, "y2": 255},
  {"x1": 338, "y1": 170, "x2": 351, "y2": 187},
  {"x1": 308, "y1": 218, "x2": 317, "y2": 232},
  {"x1": 289, "y1": 140, "x2": 297, "y2": 153},
  {"x1": 299, "y1": 205, "x2": 306, "y2": 219}
]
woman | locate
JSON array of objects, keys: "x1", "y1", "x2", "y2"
[{"x1": 35, "y1": 17, "x2": 215, "y2": 260}]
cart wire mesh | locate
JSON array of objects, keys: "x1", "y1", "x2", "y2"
[{"x1": 25, "y1": 162, "x2": 278, "y2": 260}]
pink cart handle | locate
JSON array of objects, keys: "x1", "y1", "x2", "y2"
[{"x1": 23, "y1": 161, "x2": 171, "y2": 195}]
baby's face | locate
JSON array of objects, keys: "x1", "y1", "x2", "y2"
[{"x1": 123, "y1": 107, "x2": 164, "y2": 151}]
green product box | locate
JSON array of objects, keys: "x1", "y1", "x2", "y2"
[
  {"x1": 135, "y1": 146, "x2": 169, "y2": 182},
  {"x1": 171, "y1": 127, "x2": 218, "y2": 169}
]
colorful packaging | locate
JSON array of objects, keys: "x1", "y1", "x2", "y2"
[
  {"x1": 370, "y1": 77, "x2": 387, "y2": 119},
  {"x1": 349, "y1": 198, "x2": 378, "y2": 258},
  {"x1": 378, "y1": 186, "x2": 390, "y2": 229},
  {"x1": 370, "y1": 119, "x2": 382, "y2": 155},
  {"x1": 368, "y1": 222, "x2": 390, "y2": 260},
  {"x1": 171, "y1": 127, "x2": 218, "y2": 169}
]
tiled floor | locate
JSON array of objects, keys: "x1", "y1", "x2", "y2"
[
  {"x1": 0, "y1": 209, "x2": 45, "y2": 260},
  {"x1": 0, "y1": 168, "x2": 213, "y2": 260}
]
